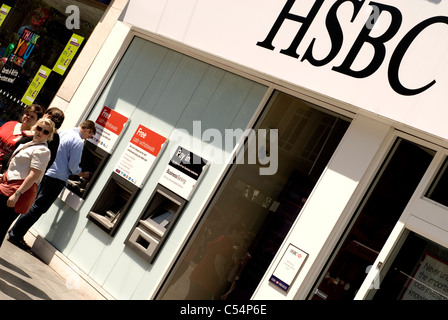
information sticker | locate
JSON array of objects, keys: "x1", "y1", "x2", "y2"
[{"x1": 270, "y1": 244, "x2": 308, "y2": 291}]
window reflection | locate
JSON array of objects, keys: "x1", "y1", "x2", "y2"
[
  {"x1": 158, "y1": 92, "x2": 350, "y2": 300},
  {"x1": 426, "y1": 157, "x2": 448, "y2": 207}
]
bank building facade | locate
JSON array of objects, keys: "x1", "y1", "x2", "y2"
[{"x1": 2, "y1": 0, "x2": 448, "y2": 300}]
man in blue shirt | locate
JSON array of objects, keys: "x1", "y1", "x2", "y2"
[{"x1": 8, "y1": 120, "x2": 96, "y2": 250}]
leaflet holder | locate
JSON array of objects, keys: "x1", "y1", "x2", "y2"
[
  {"x1": 87, "y1": 173, "x2": 140, "y2": 236},
  {"x1": 125, "y1": 184, "x2": 186, "y2": 263}
]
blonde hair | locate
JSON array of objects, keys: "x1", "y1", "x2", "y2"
[{"x1": 32, "y1": 118, "x2": 55, "y2": 141}]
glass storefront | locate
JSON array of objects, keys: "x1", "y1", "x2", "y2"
[
  {"x1": 158, "y1": 91, "x2": 351, "y2": 300},
  {"x1": 0, "y1": 0, "x2": 107, "y2": 122},
  {"x1": 309, "y1": 138, "x2": 435, "y2": 300},
  {"x1": 426, "y1": 156, "x2": 448, "y2": 207},
  {"x1": 371, "y1": 231, "x2": 448, "y2": 300}
]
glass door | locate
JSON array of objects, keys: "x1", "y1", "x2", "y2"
[
  {"x1": 309, "y1": 137, "x2": 435, "y2": 300},
  {"x1": 367, "y1": 230, "x2": 448, "y2": 300},
  {"x1": 359, "y1": 151, "x2": 448, "y2": 300}
]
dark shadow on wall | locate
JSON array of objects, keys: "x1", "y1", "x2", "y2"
[{"x1": 43, "y1": 199, "x2": 80, "y2": 252}]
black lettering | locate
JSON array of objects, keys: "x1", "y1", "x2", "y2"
[
  {"x1": 332, "y1": 2, "x2": 402, "y2": 78},
  {"x1": 256, "y1": 0, "x2": 324, "y2": 58},
  {"x1": 389, "y1": 16, "x2": 448, "y2": 95},
  {"x1": 301, "y1": 0, "x2": 365, "y2": 67}
]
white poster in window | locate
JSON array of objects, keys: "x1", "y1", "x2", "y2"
[
  {"x1": 270, "y1": 244, "x2": 308, "y2": 291},
  {"x1": 401, "y1": 253, "x2": 448, "y2": 300}
]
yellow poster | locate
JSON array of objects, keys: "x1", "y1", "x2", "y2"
[
  {"x1": 53, "y1": 33, "x2": 84, "y2": 75},
  {"x1": 21, "y1": 65, "x2": 51, "y2": 105},
  {"x1": 0, "y1": 4, "x2": 10, "y2": 28}
]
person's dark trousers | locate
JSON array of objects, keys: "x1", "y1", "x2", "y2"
[
  {"x1": 0, "y1": 194, "x2": 20, "y2": 246},
  {"x1": 8, "y1": 176, "x2": 66, "y2": 242}
]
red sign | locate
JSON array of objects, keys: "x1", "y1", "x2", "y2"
[
  {"x1": 96, "y1": 106, "x2": 128, "y2": 135},
  {"x1": 130, "y1": 125, "x2": 166, "y2": 157},
  {"x1": 91, "y1": 106, "x2": 129, "y2": 153},
  {"x1": 115, "y1": 125, "x2": 167, "y2": 187}
]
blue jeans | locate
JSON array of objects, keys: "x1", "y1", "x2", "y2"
[{"x1": 8, "y1": 176, "x2": 66, "y2": 241}]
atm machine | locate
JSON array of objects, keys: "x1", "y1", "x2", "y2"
[
  {"x1": 59, "y1": 107, "x2": 129, "y2": 211},
  {"x1": 65, "y1": 139, "x2": 110, "y2": 199},
  {"x1": 125, "y1": 146, "x2": 209, "y2": 263},
  {"x1": 87, "y1": 124, "x2": 167, "y2": 236},
  {"x1": 87, "y1": 173, "x2": 140, "y2": 236},
  {"x1": 125, "y1": 184, "x2": 186, "y2": 261}
]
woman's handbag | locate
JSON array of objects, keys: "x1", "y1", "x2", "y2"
[{"x1": 0, "y1": 171, "x2": 38, "y2": 214}]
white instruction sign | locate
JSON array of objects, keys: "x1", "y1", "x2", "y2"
[
  {"x1": 270, "y1": 244, "x2": 308, "y2": 291},
  {"x1": 114, "y1": 125, "x2": 167, "y2": 187},
  {"x1": 159, "y1": 146, "x2": 208, "y2": 200}
]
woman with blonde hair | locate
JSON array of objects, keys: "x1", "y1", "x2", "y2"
[
  {"x1": 0, "y1": 118, "x2": 55, "y2": 246},
  {"x1": 1, "y1": 107, "x2": 65, "y2": 172}
]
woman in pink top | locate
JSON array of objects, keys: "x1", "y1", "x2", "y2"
[{"x1": 0, "y1": 104, "x2": 44, "y2": 166}]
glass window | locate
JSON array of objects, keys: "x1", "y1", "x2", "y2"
[
  {"x1": 0, "y1": 0, "x2": 106, "y2": 122},
  {"x1": 157, "y1": 91, "x2": 351, "y2": 300},
  {"x1": 371, "y1": 231, "x2": 448, "y2": 300},
  {"x1": 309, "y1": 139, "x2": 435, "y2": 300},
  {"x1": 426, "y1": 157, "x2": 448, "y2": 207}
]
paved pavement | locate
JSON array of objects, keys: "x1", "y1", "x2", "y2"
[{"x1": 0, "y1": 238, "x2": 89, "y2": 300}]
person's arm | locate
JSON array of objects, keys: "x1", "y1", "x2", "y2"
[
  {"x1": 7, "y1": 168, "x2": 41, "y2": 208},
  {"x1": 67, "y1": 142, "x2": 84, "y2": 176},
  {"x1": 69, "y1": 141, "x2": 91, "y2": 179}
]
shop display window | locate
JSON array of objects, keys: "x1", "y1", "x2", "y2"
[{"x1": 0, "y1": 0, "x2": 106, "y2": 119}]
